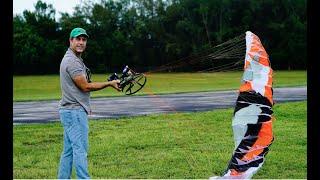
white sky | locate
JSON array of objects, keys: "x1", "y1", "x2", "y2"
[{"x1": 13, "y1": 0, "x2": 94, "y2": 20}]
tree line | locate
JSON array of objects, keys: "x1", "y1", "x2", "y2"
[{"x1": 13, "y1": 0, "x2": 306, "y2": 74}]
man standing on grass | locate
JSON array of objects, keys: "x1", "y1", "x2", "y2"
[{"x1": 58, "y1": 27, "x2": 121, "y2": 179}]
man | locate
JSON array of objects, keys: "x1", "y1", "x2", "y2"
[{"x1": 58, "y1": 27, "x2": 120, "y2": 179}]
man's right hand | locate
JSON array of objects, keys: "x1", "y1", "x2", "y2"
[{"x1": 109, "y1": 80, "x2": 121, "y2": 91}]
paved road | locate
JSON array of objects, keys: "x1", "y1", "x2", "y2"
[{"x1": 13, "y1": 86, "x2": 307, "y2": 124}]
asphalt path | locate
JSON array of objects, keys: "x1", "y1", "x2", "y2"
[{"x1": 13, "y1": 86, "x2": 307, "y2": 124}]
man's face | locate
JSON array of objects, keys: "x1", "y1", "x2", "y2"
[{"x1": 69, "y1": 36, "x2": 87, "y2": 53}]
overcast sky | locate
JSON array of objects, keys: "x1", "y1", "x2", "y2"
[{"x1": 13, "y1": 0, "x2": 90, "y2": 20}]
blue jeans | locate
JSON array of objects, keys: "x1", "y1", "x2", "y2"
[{"x1": 58, "y1": 108, "x2": 90, "y2": 179}]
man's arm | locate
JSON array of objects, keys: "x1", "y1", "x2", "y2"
[{"x1": 72, "y1": 74, "x2": 121, "y2": 92}]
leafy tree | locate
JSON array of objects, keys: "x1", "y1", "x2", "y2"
[{"x1": 13, "y1": 0, "x2": 306, "y2": 74}]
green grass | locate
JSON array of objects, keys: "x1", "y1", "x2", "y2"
[
  {"x1": 13, "y1": 101, "x2": 307, "y2": 179},
  {"x1": 13, "y1": 70, "x2": 306, "y2": 101}
]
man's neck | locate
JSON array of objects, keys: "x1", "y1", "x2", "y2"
[{"x1": 70, "y1": 47, "x2": 82, "y2": 58}]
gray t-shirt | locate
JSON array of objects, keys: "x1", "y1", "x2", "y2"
[{"x1": 59, "y1": 48, "x2": 91, "y2": 114}]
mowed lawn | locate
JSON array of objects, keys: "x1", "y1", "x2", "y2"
[
  {"x1": 13, "y1": 70, "x2": 306, "y2": 101},
  {"x1": 13, "y1": 101, "x2": 307, "y2": 179}
]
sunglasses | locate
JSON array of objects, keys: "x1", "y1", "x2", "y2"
[{"x1": 85, "y1": 67, "x2": 92, "y2": 83}]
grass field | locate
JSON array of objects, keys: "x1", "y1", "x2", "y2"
[
  {"x1": 13, "y1": 101, "x2": 307, "y2": 179},
  {"x1": 13, "y1": 70, "x2": 306, "y2": 101}
]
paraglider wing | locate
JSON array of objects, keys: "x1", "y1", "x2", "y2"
[{"x1": 215, "y1": 31, "x2": 274, "y2": 179}]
